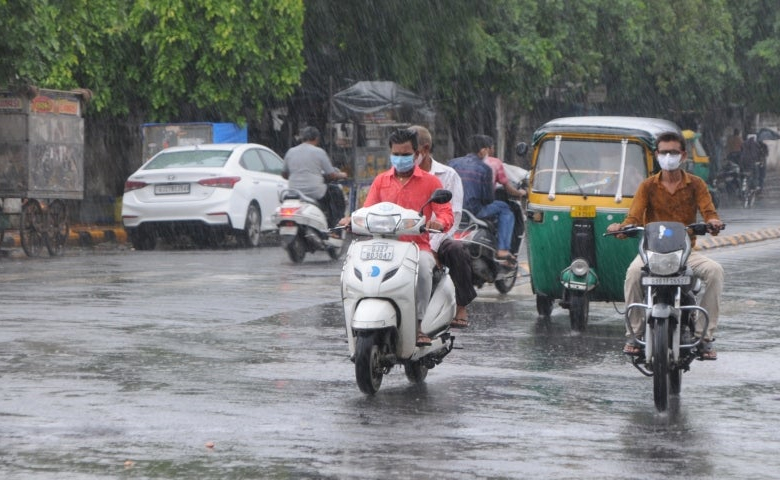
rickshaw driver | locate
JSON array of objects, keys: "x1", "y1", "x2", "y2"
[{"x1": 607, "y1": 131, "x2": 724, "y2": 360}]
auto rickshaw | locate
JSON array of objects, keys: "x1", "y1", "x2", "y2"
[{"x1": 517, "y1": 116, "x2": 681, "y2": 331}]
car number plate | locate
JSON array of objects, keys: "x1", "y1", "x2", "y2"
[
  {"x1": 642, "y1": 276, "x2": 691, "y2": 286},
  {"x1": 360, "y1": 244, "x2": 394, "y2": 261},
  {"x1": 154, "y1": 183, "x2": 190, "y2": 195}
]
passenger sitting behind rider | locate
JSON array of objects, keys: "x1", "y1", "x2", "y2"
[
  {"x1": 338, "y1": 129, "x2": 453, "y2": 346},
  {"x1": 607, "y1": 131, "x2": 724, "y2": 360},
  {"x1": 450, "y1": 134, "x2": 516, "y2": 263}
]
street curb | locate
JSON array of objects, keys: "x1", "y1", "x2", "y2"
[
  {"x1": 1, "y1": 225, "x2": 127, "y2": 249},
  {"x1": 695, "y1": 227, "x2": 780, "y2": 250}
]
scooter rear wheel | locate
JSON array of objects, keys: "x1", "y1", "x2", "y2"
[
  {"x1": 403, "y1": 360, "x2": 428, "y2": 384},
  {"x1": 286, "y1": 235, "x2": 307, "y2": 263},
  {"x1": 355, "y1": 331, "x2": 383, "y2": 394}
]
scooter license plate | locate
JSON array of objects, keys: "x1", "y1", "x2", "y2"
[
  {"x1": 642, "y1": 276, "x2": 691, "y2": 286},
  {"x1": 360, "y1": 244, "x2": 394, "y2": 261},
  {"x1": 279, "y1": 225, "x2": 298, "y2": 236}
]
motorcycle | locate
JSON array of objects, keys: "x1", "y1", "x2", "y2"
[
  {"x1": 712, "y1": 156, "x2": 758, "y2": 209},
  {"x1": 341, "y1": 189, "x2": 456, "y2": 394},
  {"x1": 272, "y1": 186, "x2": 348, "y2": 263},
  {"x1": 605, "y1": 221, "x2": 723, "y2": 412},
  {"x1": 454, "y1": 165, "x2": 528, "y2": 294}
]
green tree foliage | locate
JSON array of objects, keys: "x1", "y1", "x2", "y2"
[
  {"x1": 728, "y1": 0, "x2": 780, "y2": 114},
  {"x1": 0, "y1": 0, "x2": 305, "y2": 123}
]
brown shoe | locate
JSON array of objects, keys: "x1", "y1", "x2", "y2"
[{"x1": 416, "y1": 332, "x2": 432, "y2": 346}]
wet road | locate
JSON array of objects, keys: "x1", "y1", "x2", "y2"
[{"x1": 1, "y1": 233, "x2": 780, "y2": 478}]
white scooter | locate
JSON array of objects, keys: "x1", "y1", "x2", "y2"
[
  {"x1": 272, "y1": 188, "x2": 347, "y2": 263},
  {"x1": 341, "y1": 189, "x2": 457, "y2": 394}
]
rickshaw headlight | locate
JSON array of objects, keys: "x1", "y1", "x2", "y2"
[
  {"x1": 570, "y1": 258, "x2": 590, "y2": 277},
  {"x1": 646, "y1": 251, "x2": 683, "y2": 275}
]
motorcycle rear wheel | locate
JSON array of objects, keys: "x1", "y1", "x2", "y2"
[
  {"x1": 652, "y1": 318, "x2": 671, "y2": 412},
  {"x1": 494, "y1": 265, "x2": 518, "y2": 294},
  {"x1": 355, "y1": 331, "x2": 383, "y2": 394}
]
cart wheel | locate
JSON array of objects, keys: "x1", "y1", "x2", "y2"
[
  {"x1": 45, "y1": 199, "x2": 69, "y2": 256},
  {"x1": 20, "y1": 199, "x2": 45, "y2": 257}
]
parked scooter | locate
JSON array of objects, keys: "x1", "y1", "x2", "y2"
[
  {"x1": 341, "y1": 189, "x2": 456, "y2": 394},
  {"x1": 454, "y1": 165, "x2": 527, "y2": 294},
  {"x1": 605, "y1": 221, "x2": 724, "y2": 412},
  {"x1": 272, "y1": 187, "x2": 347, "y2": 263}
]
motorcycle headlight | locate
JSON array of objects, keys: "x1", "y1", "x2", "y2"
[
  {"x1": 646, "y1": 250, "x2": 684, "y2": 275},
  {"x1": 570, "y1": 258, "x2": 590, "y2": 276},
  {"x1": 366, "y1": 213, "x2": 401, "y2": 234}
]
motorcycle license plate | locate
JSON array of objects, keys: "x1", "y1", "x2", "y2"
[
  {"x1": 642, "y1": 276, "x2": 691, "y2": 286},
  {"x1": 360, "y1": 244, "x2": 394, "y2": 261},
  {"x1": 279, "y1": 225, "x2": 298, "y2": 236}
]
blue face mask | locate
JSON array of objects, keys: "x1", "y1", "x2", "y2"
[{"x1": 390, "y1": 154, "x2": 415, "y2": 173}]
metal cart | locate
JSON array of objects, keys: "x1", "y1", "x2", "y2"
[{"x1": 0, "y1": 87, "x2": 86, "y2": 256}]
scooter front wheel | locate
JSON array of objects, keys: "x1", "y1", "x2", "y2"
[{"x1": 355, "y1": 331, "x2": 383, "y2": 394}]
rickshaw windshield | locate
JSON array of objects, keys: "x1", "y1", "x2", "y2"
[{"x1": 532, "y1": 139, "x2": 647, "y2": 198}]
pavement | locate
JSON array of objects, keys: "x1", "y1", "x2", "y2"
[{"x1": 1, "y1": 224, "x2": 128, "y2": 250}]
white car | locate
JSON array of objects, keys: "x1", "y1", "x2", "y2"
[{"x1": 122, "y1": 143, "x2": 287, "y2": 250}]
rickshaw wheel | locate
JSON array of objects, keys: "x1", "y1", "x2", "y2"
[
  {"x1": 45, "y1": 199, "x2": 69, "y2": 256},
  {"x1": 568, "y1": 292, "x2": 589, "y2": 331},
  {"x1": 20, "y1": 199, "x2": 45, "y2": 257},
  {"x1": 536, "y1": 295, "x2": 554, "y2": 317}
]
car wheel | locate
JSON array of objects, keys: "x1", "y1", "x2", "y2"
[
  {"x1": 240, "y1": 204, "x2": 262, "y2": 248},
  {"x1": 129, "y1": 226, "x2": 156, "y2": 251}
]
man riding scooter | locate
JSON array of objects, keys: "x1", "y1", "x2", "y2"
[{"x1": 282, "y1": 126, "x2": 347, "y2": 228}]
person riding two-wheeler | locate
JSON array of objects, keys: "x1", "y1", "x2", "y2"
[
  {"x1": 450, "y1": 134, "x2": 516, "y2": 264},
  {"x1": 607, "y1": 131, "x2": 724, "y2": 359},
  {"x1": 338, "y1": 128, "x2": 453, "y2": 346},
  {"x1": 282, "y1": 126, "x2": 347, "y2": 228}
]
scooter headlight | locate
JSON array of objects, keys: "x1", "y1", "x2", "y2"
[
  {"x1": 366, "y1": 213, "x2": 401, "y2": 234},
  {"x1": 570, "y1": 258, "x2": 590, "y2": 277},
  {"x1": 646, "y1": 250, "x2": 683, "y2": 275}
]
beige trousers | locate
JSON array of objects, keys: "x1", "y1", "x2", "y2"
[{"x1": 624, "y1": 251, "x2": 723, "y2": 341}]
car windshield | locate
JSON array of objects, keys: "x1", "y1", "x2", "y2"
[
  {"x1": 532, "y1": 139, "x2": 647, "y2": 197},
  {"x1": 144, "y1": 150, "x2": 231, "y2": 169}
]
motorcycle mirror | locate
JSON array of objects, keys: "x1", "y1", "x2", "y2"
[
  {"x1": 515, "y1": 142, "x2": 529, "y2": 156},
  {"x1": 418, "y1": 189, "x2": 452, "y2": 215}
]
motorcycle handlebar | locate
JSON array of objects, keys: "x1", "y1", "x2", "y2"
[{"x1": 603, "y1": 222, "x2": 726, "y2": 237}]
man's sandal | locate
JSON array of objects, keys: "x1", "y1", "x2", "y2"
[
  {"x1": 623, "y1": 342, "x2": 642, "y2": 356},
  {"x1": 416, "y1": 332, "x2": 432, "y2": 346},
  {"x1": 699, "y1": 341, "x2": 717, "y2": 360},
  {"x1": 451, "y1": 317, "x2": 469, "y2": 328}
]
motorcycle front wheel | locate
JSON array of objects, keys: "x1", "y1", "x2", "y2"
[
  {"x1": 355, "y1": 331, "x2": 383, "y2": 394},
  {"x1": 652, "y1": 318, "x2": 671, "y2": 412}
]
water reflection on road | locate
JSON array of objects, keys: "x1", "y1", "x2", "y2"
[{"x1": 0, "y1": 241, "x2": 779, "y2": 479}]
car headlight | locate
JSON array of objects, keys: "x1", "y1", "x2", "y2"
[
  {"x1": 570, "y1": 258, "x2": 590, "y2": 277},
  {"x1": 366, "y1": 213, "x2": 401, "y2": 234},
  {"x1": 646, "y1": 250, "x2": 683, "y2": 275}
]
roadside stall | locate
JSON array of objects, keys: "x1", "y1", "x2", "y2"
[
  {"x1": 0, "y1": 87, "x2": 87, "y2": 256},
  {"x1": 329, "y1": 81, "x2": 435, "y2": 211}
]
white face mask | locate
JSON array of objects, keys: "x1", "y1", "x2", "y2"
[{"x1": 658, "y1": 153, "x2": 682, "y2": 171}]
